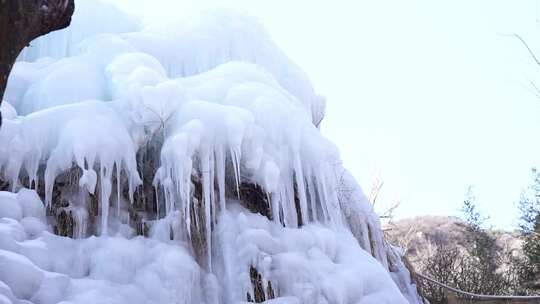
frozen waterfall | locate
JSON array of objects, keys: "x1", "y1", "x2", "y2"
[{"x1": 0, "y1": 1, "x2": 423, "y2": 303}]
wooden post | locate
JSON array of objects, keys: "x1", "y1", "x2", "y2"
[{"x1": 445, "y1": 290, "x2": 458, "y2": 304}]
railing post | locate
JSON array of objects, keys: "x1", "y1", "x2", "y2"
[{"x1": 445, "y1": 290, "x2": 458, "y2": 304}]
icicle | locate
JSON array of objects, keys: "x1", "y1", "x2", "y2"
[
  {"x1": 326, "y1": 167, "x2": 343, "y2": 227},
  {"x1": 315, "y1": 168, "x2": 343, "y2": 228},
  {"x1": 169, "y1": 166, "x2": 177, "y2": 215},
  {"x1": 282, "y1": 173, "x2": 297, "y2": 227},
  {"x1": 316, "y1": 174, "x2": 331, "y2": 223},
  {"x1": 33, "y1": 176, "x2": 39, "y2": 192},
  {"x1": 262, "y1": 278, "x2": 268, "y2": 300},
  {"x1": 44, "y1": 165, "x2": 57, "y2": 210},
  {"x1": 209, "y1": 151, "x2": 216, "y2": 224},
  {"x1": 72, "y1": 206, "x2": 88, "y2": 239},
  {"x1": 153, "y1": 169, "x2": 161, "y2": 218},
  {"x1": 185, "y1": 167, "x2": 192, "y2": 239},
  {"x1": 201, "y1": 150, "x2": 212, "y2": 271},
  {"x1": 128, "y1": 176, "x2": 135, "y2": 207},
  {"x1": 163, "y1": 177, "x2": 174, "y2": 216},
  {"x1": 99, "y1": 164, "x2": 113, "y2": 236},
  {"x1": 306, "y1": 173, "x2": 318, "y2": 222},
  {"x1": 25, "y1": 152, "x2": 40, "y2": 191},
  {"x1": 116, "y1": 163, "x2": 121, "y2": 218},
  {"x1": 230, "y1": 147, "x2": 241, "y2": 198},
  {"x1": 267, "y1": 192, "x2": 279, "y2": 223},
  {"x1": 293, "y1": 154, "x2": 308, "y2": 226},
  {"x1": 155, "y1": 186, "x2": 160, "y2": 219},
  {"x1": 215, "y1": 146, "x2": 226, "y2": 214}
]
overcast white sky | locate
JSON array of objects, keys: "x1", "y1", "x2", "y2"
[{"x1": 113, "y1": 0, "x2": 540, "y2": 228}]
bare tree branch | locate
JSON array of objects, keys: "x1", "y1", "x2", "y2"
[
  {"x1": 529, "y1": 79, "x2": 540, "y2": 98},
  {"x1": 505, "y1": 33, "x2": 540, "y2": 68}
]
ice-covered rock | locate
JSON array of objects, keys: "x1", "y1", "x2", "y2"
[
  {"x1": 0, "y1": 102, "x2": 17, "y2": 120},
  {"x1": 0, "y1": 250, "x2": 44, "y2": 300},
  {"x1": 0, "y1": 0, "x2": 422, "y2": 303},
  {"x1": 216, "y1": 205, "x2": 409, "y2": 303},
  {"x1": 0, "y1": 193, "x2": 23, "y2": 221},
  {"x1": 16, "y1": 189, "x2": 45, "y2": 220},
  {"x1": 0, "y1": 281, "x2": 16, "y2": 304}
]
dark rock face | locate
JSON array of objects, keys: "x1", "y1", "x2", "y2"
[
  {"x1": 247, "y1": 266, "x2": 275, "y2": 303},
  {"x1": 237, "y1": 182, "x2": 272, "y2": 220},
  {"x1": 131, "y1": 144, "x2": 161, "y2": 237},
  {"x1": 189, "y1": 172, "x2": 210, "y2": 269},
  {"x1": 54, "y1": 208, "x2": 74, "y2": 237},
  {"x1": 235, "y1": 179, "x2": 305, "y2": 227},
  {"x1": 293, "y1": 179, "x2": 303, "y2": 227},
  {"x1": 0, "y1": 0, "x2": 75, "y2": 125}
]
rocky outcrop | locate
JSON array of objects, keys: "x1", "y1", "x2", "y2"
[
  {"x1": 247, "y1": 266, "x2": 275, "y2": 303},
  {"x1": 237, "y1": 182, "x2": 272, "y2": 220}
]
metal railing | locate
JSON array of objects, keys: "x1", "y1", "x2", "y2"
[{"x1": 416, "y1": 273, "x2": 540, "y2": 304}]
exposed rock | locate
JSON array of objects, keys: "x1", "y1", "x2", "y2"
[
  {"x1": 247, "y1": 266, "x2": 275, "y2": 303},
  {"x1": 54, "y1": 208, "x2": 74, "y2": 237},
  {"x1": 189, "y1": 171, "x2": 211, "y2": 269},
  {"x1": 237, "y1": 182, "x2": 272, "y2": 220},
  {"x1": 293, "y1": 178, "x2": 303, "y2": 227}
]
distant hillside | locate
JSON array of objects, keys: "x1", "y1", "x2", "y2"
[{"x1": 384, "y1": 215, "x2": 523, "y2": 267}]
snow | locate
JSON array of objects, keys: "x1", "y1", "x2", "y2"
[
  {"x1": 0, "y1": 102, "x2": 17, "y2": 120},
  {"x1": 0, "y1": 192, "x2": 202, "y2": 304},
  {"x1": 0, "y1": 193, "x2": 22, "y2": 221},
  {"x1": 17, "y1": 189, "x2": 46, "y2": 220},
  {"x1": 216, "y1": 204, "x2": 408, "y2": 303},
  {"x1": 0, "y1": 191, "x2": 407, "y2": 304},
  {"x1": 0, "y1": 0, "x2": 421, "y2": 303},
  {"x1": 0, "y1": 249, "x2": 45, "y2": 300}
]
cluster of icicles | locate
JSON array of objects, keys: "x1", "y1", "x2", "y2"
[
  {"x1": 0, "y1": 2, "x2": 426, "y2": 303},
  {"x1": 0, "y1": 0, "x2": 340, "y2": 256}
]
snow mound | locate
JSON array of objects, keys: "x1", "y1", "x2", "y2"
[
  {"x1": 217, "y1": 204, "x2": 407, "y2": 303},
  {"x1": 0, "y1": 0, "x2": 421, "y2": 303},
  {"x1": 0, "y1": 190, "x2": 202, "y2": 304},
  {"x1": 0, "y1": 191, "x2": 406, "y2": 304}
]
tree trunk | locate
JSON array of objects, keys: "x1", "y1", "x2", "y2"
[{"x1": 0, "y1": 0, "x2": 75, "y2": 125}]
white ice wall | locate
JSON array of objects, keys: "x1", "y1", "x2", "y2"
[{"x1": 0, "y1": 1, "x2": 422, "y2": 303}]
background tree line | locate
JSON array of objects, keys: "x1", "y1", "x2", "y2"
[{"x1": 386, "y1": 168, "x2": 540, "y2": 303}]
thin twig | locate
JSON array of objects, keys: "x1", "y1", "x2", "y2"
[
  {"x1": 504, "y1": 33, "x2": 540, "y2": 68},
  {"x1": 529, "y1": 79, "x2": 540, "y2": 98}
]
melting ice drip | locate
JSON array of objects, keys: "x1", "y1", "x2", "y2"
[{"x1": 0, "y1": 1, "x2": 421, "y2": 303}]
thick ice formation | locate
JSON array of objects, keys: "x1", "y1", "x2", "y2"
[
  {"x1": 216, "y1": 204, "x2": 408, "y2": 304},
  {"x1": 0, "y1": 190, "x2": 202, "y2": 304},
  {"x1": 0, "y1": 1, "x2": 422, "y2": 303}
]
